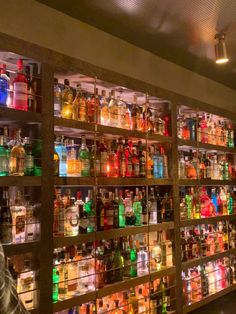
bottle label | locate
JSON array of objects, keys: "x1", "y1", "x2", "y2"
[
  {"x1": 14, "y1": 82, "x2": 27, "y2": 101},
  {"x1": 133, "y1": 163, "x2": 140, "y2": 176},
  {"x1": 81, "y1": 159, "x2": 90, "y2": 176},
  {"x1": 15, "y1": 214, "x2": 26, "y2": 235}
]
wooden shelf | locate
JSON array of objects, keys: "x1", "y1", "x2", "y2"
[
  {"x1": 52, "y1": 267, "x2": 176, "y2": 312},
  {"x1": 180, "y1": 214, "x2": 236, "y2": 227},
  {"x1": 54, "y1": 177, "x2": 95, "y2": 186},
  {"x1": 0, "y1": 107, "x2": 41, "y2": 124},
  {"x1": 0, "y1": 176, "x2": 41, "y2": 186},
  {"x1": 183, "y1": 283, "x2": 236, "y2": 314},
  {"x1": 54, "y1": 177, "x2": 172, "y2": 186},
  {"x1": 178, "y1": 138, "x2": 236, "y2": 154},
  {"x1": 54, "y1": 117, "x2": 95, "y2": 132},
  {"x1": 54, "y1": 222, "x2": 174, "y2": 248},
  {"x1": 2, "y1": 241, "x2": 40, "y2": 256},
  {"x1": 53, "y1": 291, "x2": 96, "y2": 313},
  {"x1": 181, "y1": 248, "x2": 236, "y2": 271},
  {"x1": 179, "y1": 179, "x2": 236, "y2": 186}
]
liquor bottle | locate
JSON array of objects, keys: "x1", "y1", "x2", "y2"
[
  {"x1": 111, "y1": 191, "x2": 119, "y2": 229},
  {"x1": 28, "y1": 63, "x2": 41, "y2": 112},
  {"x1": 55, "y1": 137, "x2": 67, "y2": 176},
  {"x1": 138, "y1": 142, "x2": 146, "y2": 178},
  {"x1": 130, "y1": 238, "x2": 137, "y2": 278},
  {"x1": 25, "y1": 195, "x2": 36, "y2": 241},
  {"x1": 179, "y1": 152, "x2": 186, "y2": 179},
  {"x1": 108, "y1": 90, "x2": 119, "y2": 128},
  {"x1": 132, "y1": 189, "x2": 142, "y2": 226},
  {"x1": 150, "y1": 287, "x2": 157, "y2": 314},
  {"x1": 185, "y1": 188, "x2": 193, "y2": 220},
  {"x1": 131, "y1": 95, "x2": 138, "y2": 131},
  {"x1": 67, "y1": 247, "x2": 78, "y2": 297},
  {"x1": 54, "y1": 78, "x2": 62, "y2": 117},
  {"x1": 87, "y1": 88, "x2": 98, "y2": 123},
  {"x1": 61, "y1": 79, "x2": 74, "y2": 119},
  {"x1": 75, "y1": 84, "x2": 87, "y2": 121},
  {"x1": 64, "y1": 197, "x2": 79, "y2": 237},
  {"x1": 0, "y1": 64, "x2": 9, "y2": 106},
  {"x1": 98, "y1": 137, "x2": 108, "y2": 177},
  {"x1": 118, "y1": 190, "x2": 126, "y2": 228},
  {"x1": 0, "y1": 187, "x2": 12, "y2": 244},
  {"x1": 52, "y1": 262, "x2": 60, "y2": 303},
  {"x1": 128, "y1": 288, "x2": 139, "y2": 314},
  {"x1": 79, "y1": 135, "x2": 90, "y2": 177},
  {"x1": 66, "y1": 139, "x2": 81, "y2": 177},
  {"x1": 95, "y1": 246, "x2": 105, "y2": 289},
  {"x1": 17, "y1": 260, "x2": 36, "y2": 309},
  {"x1": 141, "y1": 188, "x2": 148, "y2": 225},
  {"x1": 162, "y1": 193, "x2": 173, "y2": 221},
  {"x1": 200, "y1": 114, "x2": 207, "y2": 143},
  {"x1": 9, "y1": 129, "x2": 25, "y2": 176},
  {"x1": 137, "y1": 244, "x2": 149, "y2": 276},
  {"x1": 13, "y1": 59, "x2": 28, "y2": 111},
  {"x1": 113, "y1": 240, "x2": 124, "y2": 281},
  {"x1": 103, "y1": 241, "x2": 114, "y2": 285},
  {"x1": 104, "y1": 192, "x2": 114, "y2": 230},
  {"x1": 117, "y1": 95, "x2": 127, "y2": 129},
  {"x1": 227, "y1": 190, "x2": 234, "y2": 215},
  {"x1": 137, "y1": 288, "x2": 147, "y2": 314},
  {"x1": 53, "y1": 188, "x2": 65, "y2": 236},
  {"x1": 0, "y1": 129, "x2": 9, "y2": 176},
  {"x1": 148, "y1": 187, "x2": 157, "y2": 224},
  {"x1": 153, "y1": 148, "x2": 163, "y2": 179},
  {"x1": 180, "y1": 197, "x2": 188, "y2": 220},
  {"x1": 58, "y1": 250, "x2": 68, "y2": 300},
  {"x1": 132, "y1": 147, "x2": 140, "y2": 177},
  {"x1": 100, "y1": 90, "x2": 109, "y2": 125},
  {"x1": 84, "y1": 190, "x2": 96, "y2": 233},
  {"x1": 24, "y1": 137, "x2": 34, "y2": 176},
  {"x1": 11, "y1": 190, "x2": 26, "y2": 243},
  {"x1": 90, "y1": 144, "x2": 99, "y2": 177},
  {"x1": 189, "y1": 114, "x2": 196, "y2": 141},
  {"x1": 96, "y1": 191, "x2": 105, "y2": 231},
  {"x1": 75, "y1": 192, "x2": 87, "y2": 234}
]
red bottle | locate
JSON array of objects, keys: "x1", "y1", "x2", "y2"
[{"x1": 13, "y1": 59, "x2": 28, "y2": 111}]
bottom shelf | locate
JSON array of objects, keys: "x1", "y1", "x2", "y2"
[{"x1": 183, "y1": 283, "x2": 236, "y2": 313}]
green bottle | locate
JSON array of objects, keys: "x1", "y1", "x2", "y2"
[
  {"x1": 185, "y1": 188, "x2": 192, "y2": 219},
  {"x1": 79, "y1": 135, "x2": 90, "y2": 177},
  {"x1": 0, "y1": 132, "x2": 9, "y2": 176},
  {"x1": 84, "y1": 190, "x2": 95, "y2": 232},
  {"x1": 118, "y1": 190, "x2": 126, "y2": 228},
  {"x1": 52, "y1": 266, "x2": 59, "y2": 302},
  {"x1": 133, "y1": 188, "x2": 142, "y2": 226},
  {"x1": 227, "y1": 191, "x2": 234, "y2": 215},
  {"x1": 113, "y1": 240, "x2": 124, "y2": 281},
  {"x1": 130, "y1": 238, "x2": 137, "y2": 277},
  {"x1": 32, "y1": 138, "x2": 42, "y2": 176}
]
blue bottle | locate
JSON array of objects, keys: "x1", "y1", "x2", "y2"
[
  {"x1": 55, "y1": 137, "x2": 67, "y2": 176},
  {"x1": 211, "y1": 188, "x2": 218, "y2": 214},
  {"x1": 0, "y1": 64, "x2": 9, "y2": 106},
  {"x1": 153, "y1": 149, "x2": 163, "y2": 178}
]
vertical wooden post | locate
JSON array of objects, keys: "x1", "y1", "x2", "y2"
[
  {"x1": 39, "y1": 63, "x2": 54, "y2": 314},
  {"x1": 171, "y1": 103, "x2": 183, "y2": 314}
]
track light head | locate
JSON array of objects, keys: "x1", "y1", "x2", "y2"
[{"x1": 215, "y1": 33, "x2": 229, "y2": 64}]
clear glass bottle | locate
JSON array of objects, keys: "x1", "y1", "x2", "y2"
[
  {"x1": 11, "y1": 190, "x2": 26, "y2": 243},
  {"x1": 100, "y1": 89, "x2": 109, "y2": 126},
  {"x1": 9, "y1": 129, "x2": 25, "y2": 176},
  {"x1": 17, "y1": 260, "x2": 36, "y2": 310},
  {"x1": 64, "y1": 197, "x2": 79, "y2": 237},
  {"x1": 79, "y1": 135, "x2": 90, "y2": 177},
  {"x1": 61, "y1": 79, "x2": 74, "y2": 119},
  {"x1": 54, "y1": 78, "x2": 61, "y2": 117},
  {"x1": 25, "y1": 195, "x2": 37, "y2": 242},
  {"x1": 108, "y1": 90, "x2": 119, "y2": 128},
  {"x1": 148, "y1": 187, "x2": 157, "y2": 224},
  {"x1": 137, "y1": 244, "x2": 149, "y2": 276}
]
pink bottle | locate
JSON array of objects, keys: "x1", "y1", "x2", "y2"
[{"x1": 13, "y1": 59, "x2": 28, "y2": 111}]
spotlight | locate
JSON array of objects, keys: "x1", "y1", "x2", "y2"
[{"x1": 215, "y1": 33, "x2": 229, "y2": 64}]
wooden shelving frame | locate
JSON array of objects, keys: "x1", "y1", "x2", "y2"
[{"x1": 1, "y1": 32, "x2": 236, "y2": 314}]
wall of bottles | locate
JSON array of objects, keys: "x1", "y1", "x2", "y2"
[
  {"x1": 54, "y1": 275, "x2": 176, "y2": 314},
  {"x1": 53, "y1": 230, "x2": 174, "y2": 301},
  {"x1": 182, "y1": 256, "x2": 236, "y2": 306}
]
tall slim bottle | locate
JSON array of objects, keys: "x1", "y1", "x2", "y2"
[{"x1": 13, "y1": 59, "x2": 28, "y2": 111}]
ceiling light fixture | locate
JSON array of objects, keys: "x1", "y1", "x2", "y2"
[{"x1": 215, "y1": 33, "x2": 229, "y2": 64}]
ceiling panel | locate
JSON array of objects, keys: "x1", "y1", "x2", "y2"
[{"x1": 36, "y1": 0, "x2": 236, "y2": 89}]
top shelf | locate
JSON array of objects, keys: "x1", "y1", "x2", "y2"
[{"x1": 178, "y1": 138, "x2": 236, "y2": 154}]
